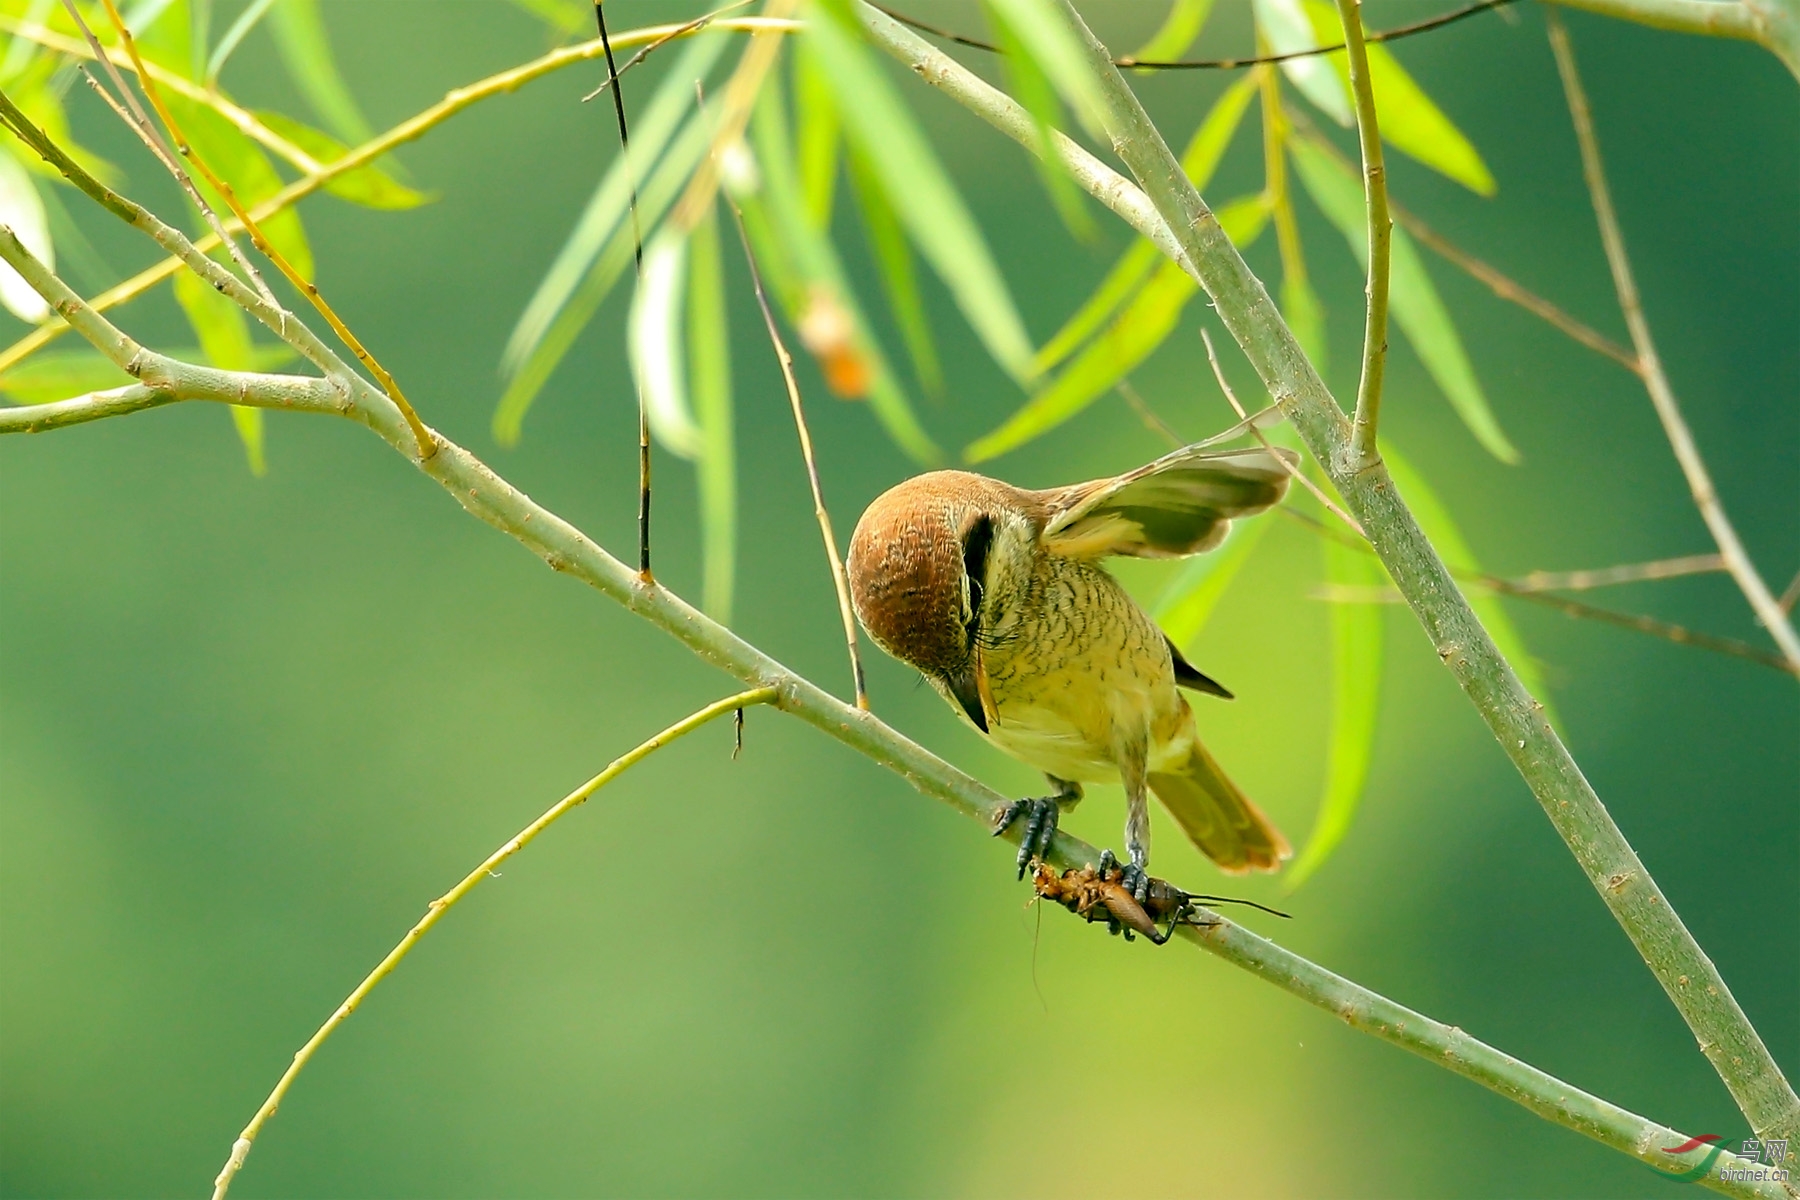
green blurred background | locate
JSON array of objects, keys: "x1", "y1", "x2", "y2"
[{"x1": 2, "y1": 2, "x2": 1796, "y2": 1196}]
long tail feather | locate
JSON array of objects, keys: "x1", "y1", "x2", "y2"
[{"x1": 1148, "y1": 740, "x2": 1290, "y2": 873}]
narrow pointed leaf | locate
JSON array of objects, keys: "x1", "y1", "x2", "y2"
[
  {"x1": 846, "y1": 144, "x2": 942, "y2": 394},
  {"x1": 1288, "y1": 137, "x2": 1518, "y2": 462},
  {"x1": 172, "y1": 96, "x2": 312, "y2": 280},
  {"x1": 1132, "y1": 0, "x2": 1215, "y2": 62},
  {"x1": 1154, "y1": 518, "x2": 1273, "y2": 648},
  {"x1": 750, "y1": 82, "x2": 940, "y2": 464},
  {"x1": 1287, "y1": 525, "x2": 1384, "y2": 888},
  {"x1": 983, "y1": 0, "x2": 1093, "y2": 239},
  {"x1": 1299, "y1": 0, "x2": 1494, "y2": 195},
  {"x1": 793, "y1": 40, "x2": 841, "y2": 228},
  {"x1": 630, "y1": 229, "x2": 701, "y2": 459},
  {"x1": 206, "y1": 0, "x2": 279, "y2": 83},
  {"x1": 807, "y1": 0, "x2": 1035, "y2": 383},
  {"x1": 175, "y1": 266, "x2": 267, "y2": 474},
  {"x1": 504, "y1": 33, "x2": 726, "y2": 375},
  {"x1": 1179, "y1": 70, "x2": 1260, "y2": 185},
  {"x1": 1384, "y1": 443, "x2": 1556, "y2": 723},
  {"x1": 1253, "y1": 0, "x2": 1350, "y2": 125},
  {"x1": 255, "y1": 112, "x2": 431, "y2": 209},
  {"x1": 689, "y1": 201, "x2": 736, "y2": 624},
  {"x1": 0, "y1": 150, "x2": 51, "y2": 322},
  {"x1": 1216, "y1": 191, "x2": 1272, "y2": 248},
  {"x1": 967, "y1": 259, "x2": 1197, "y2": 461},
  {"x1": 493, "y1": 106, "x2": 716, "y2": 445},
  {"x1": 268, "y1": 0, "x2": 375, "y2": 146}
]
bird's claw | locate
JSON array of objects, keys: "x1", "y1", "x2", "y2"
[
  {"x1": 1096, "y1": 849, "x2": 1152, "y2": 940},
  {"x1": 995, "y1": 795, "x2": 1062, "y2": 880}
]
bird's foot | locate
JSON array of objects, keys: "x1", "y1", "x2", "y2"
[
  {"x1": 994, "y1": 795, "x2": 1063, "y2": 880},
  {"x1": 1097, "y1": 849, "x2": 1150, "y2": 904}
]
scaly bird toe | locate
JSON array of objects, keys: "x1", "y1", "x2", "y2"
[{"x1": 994, "y1": 795, "x2": 1062, "y2": 879}]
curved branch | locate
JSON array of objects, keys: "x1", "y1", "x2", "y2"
[{"x1": 0, "y1": 220, "x2": 1783, "y2": 1200}]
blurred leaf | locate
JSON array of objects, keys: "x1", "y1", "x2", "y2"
[
  {"x1": 967, "y1": 259, "x2": 1196, "y2": 462},
  {"x1": 750, "y1": 82, "x2": 941, "y2": 464},
  {"x1": 503, "y1": 32, "x2": 725, "y2": 379},
  {"x1": 171, "y1": 95, "x2": 313, "y2": 281},
  {"x1": 807, "y1": 0, "x2": 1035, "y2": 384},
  {"x1": 0, "y1": 344, "x2": 293, "y2": 405},
  {"x1": 1216, "y1": 191, "x2": 1272, "y2": 247},
  {"x1": 630, "y1": 228, "x2": 702, "y2": 459},
  {"x1": 4, "y1": 56, "x2": 120, "y2": 186},
  {"x1": 255, "y1": 112, "x2": 431, "y2": 209},
  {"x1": 689, "y1": 200, "x2": 736, "y2": 625},
  {"x1": 846, "y1": 143, "x2": 942, "y2": 396},
  {"x1": 205, "y1": 0, "x2": 279, "y2": 83},
  {"x1": 983, "y1": 0, "x2": 1093, "y2": 239},
  {"x1": 506, "y1": 0, "x2": 590, "y2": 40},
  {"x1": 1030, "y1": 75, "x2": 1256, "y2": 378},
  {"x1": 1384, "y1": 442, "x2": 1557, "y2": 724},
  {"x1": 1253, "y1": 0, "x2": 1350, "y2": 125},
  {"x1": 1154, "y1": 518, "x2": 1273, "y2": 647},
  {"x1": 1132, "y1": 0, "x2": 1214, "y2": 62},
  {"x1": 0, "y1": 0, "x2": 56, "y2": 85},
  {"x1": 1298, "y1": 0, "x2": 1494, "y2": 195},
  {"x1": 981, "y1": 0, "x2": 1109, "y2": 137},
  {"x1": 1288, "y1": 138, "x2": 1518, "y2": 462},
  {"x1": 1281, "y1": 263, "x2": 1327, "y2": 376},
  {"x1": 1287, "y1": 524, "x2": 1384, "y2": 889},
  {"x1": 793, "y1": 40, "x2": 840, "y2": 229},
  {"x1": 492, "y1": 110, "x2": 716, "y2": 446},
  {"x1": 175, "y1": 264, "x2": 267, "y2": 474},
  {"x1": 0, "y1": 149, "x2": 52, "y2": 322},
  {"x1": 268, "y1": 0, "x2": 375, "y2": 146}
]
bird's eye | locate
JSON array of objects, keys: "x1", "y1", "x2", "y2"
[{"x1": 961, "y1": 514, "x2": 994, "y2": 634}]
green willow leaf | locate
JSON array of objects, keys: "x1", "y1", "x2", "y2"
[
  {"x1": 982, "y1": 0, "x2": 1110, "y2": 137},
  {"x1": 1287, "y1": 524, "x2": 1384, "y2": 889},
  {"x1": 1154, "y1": 517, "x2": 1273, "y2": 648},
  {"x1": 846, "y1": 144, "x2": 942, "y2": 396},
  {"x1": 1216, "y1": 191, "x2": 1272, "y2": 248},
  {"x1": 629, "y1": 228, "x2": 702, "y2": 460},
  {"x1": 807, "y1": 0, "x2": 1035, "y2": 383},
  {"x1": 1253, "y1": 0, "x2": 1350, "y2": 125},
  {"x1": 749, "y1": 82, "x2": 940, "y2": 465},
  {"x1": 1383, "y1": 443, "x2": 1557, "y2": 724},
  {"x1": 1288, "y1": 137, "x2": 1518, "y2": 462},
  {"x1": 1029, "y1": 74, "x2": 1256, "y2": 378},
  {"x1": 983, "y1": 0, "x2": 1093, "y2": 240},
  {"x1": 503, "y1": 33, "x2": 725, "y2": 378},
  {"x1": 1131, "y1": 0, "x2": 1215, "y2": 63},
  {"x1": 793, "y1": 39, "x2": 840, "y2": 229},
  {"x1": 254, "y1": 112, "x2": 431, "y2": 209},
  {"x1": 268, "y1": 0, "x2": 375, "y2": 146},
  {"x1": 1300, "y1": 0, "x2": 1494, "y2": 195},
  {"x1": 206, "y1": 0, "x2": 279, "y2": 84},
  {"x1": 0, "y1": 149, "x2": 51, "y2": 322},
  {"x1": 175, "y1": 266, "x2": 266, "y2": 474},
  {"x1": 689, "y1": 200, "x2": 736, "y2": 625},
  {"x1": 506, "y1": 0, "x2": 591, "y2": 40},
  {"x1": 171, "y1": 96, "x2": 312, "y2": 281},
  {"x1": 967, "y1": 260, "x2": 1197, "y2": 462}
]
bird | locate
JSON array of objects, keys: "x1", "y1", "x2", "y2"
[{"x1": 846, "y1": 442, "x2": 1295, "y2": 897}]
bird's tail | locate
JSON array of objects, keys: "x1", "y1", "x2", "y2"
[{"x1": 1148, "y1": 740, "x2": 1290, "y2": 874}]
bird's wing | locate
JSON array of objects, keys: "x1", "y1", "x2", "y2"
[{"x1": 1040, "y1": 445, "x2": 1297, "y2": 559}]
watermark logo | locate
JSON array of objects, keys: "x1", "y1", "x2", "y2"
[{"x1": 1654, "y1": 1133, "x2": 1790, "y2": 1184}]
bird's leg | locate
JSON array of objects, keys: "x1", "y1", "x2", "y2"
[
  {"x1": 1117, "y1": 740, "x2": 1152, "y2": 904},
  {"x1": 994, "y1": 775, "x2": 1082, "y2": 879}
]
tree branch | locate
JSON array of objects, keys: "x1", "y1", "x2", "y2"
[
  {"x1": 865, "y1": 0, "x2": 1797, "y2": 1143},
  {"x1": 211, "y1": 688, "x2": 779, "y2": 1200},
  {"x1": 1335, "y1": 0, "x2": 1391, "y2": 470},
  {"x1": 1547, "y1": 11, "x2": 1800, "y2": 675},
  {"x1": 0, "y1": 207, "x2": 1784, "y2": 1199}
]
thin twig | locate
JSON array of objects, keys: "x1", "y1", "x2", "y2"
[
  {"x1": 1510, "y1": 553, "x2": 1724, "y2": 592},
  {"x1": 867, "y1": 0, "x2": 1522, "y2": 70},
  {"x1": 1201, "y1": 328, "x2": 1365, "y2": 538},
  {"x1": 0, "y1": 227, "x2": 1782, "y2": 1200},
  {"x1": 1115, "y1": 378, "x2": 1185, "y2": 447},
  {"x1": 1335, "y1": 0, "x2": 1391, "y2": 470},
  {"x1": 209, "y1": 689, "x2": 778, "y2": 1200},
  {"x1": 725, "y1": 192, "x2": 870, "y2": 709},
  {"x1": 0, "y1": 13, "x2": 805, "y2": 376},
  {"x1": 90, "y1": 0, "x2": 436, "y2": 459},
  {"x1": 1780, "y1": 566, "x2": 1800, "y2": 615},
  {"x1": 590, "y1": 0, "x2": 653, "y2": 581},
  {"x1": 1547, "y1": 11, "x2": 1800, "y2": 675}
]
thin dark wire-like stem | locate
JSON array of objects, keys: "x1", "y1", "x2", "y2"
[
  {"x1": 867, "y1": 0, "x2": 1521, "y2": 70},
  {"x1": 1547, "y1": 11, "x2": 1800, "y2": 675},
  {"x1": 592, "y1": 0, "x2": 654, "y2": 581},
  {"x1": 209, "y1": 688, "x2": 779, "y2": 1200},
  {"x1": 1335, "y1": 0, "x2": 1391, "y2": 470},
  {"x1": 724, "y1": 197, "x2": 870, "y2": 710}
]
